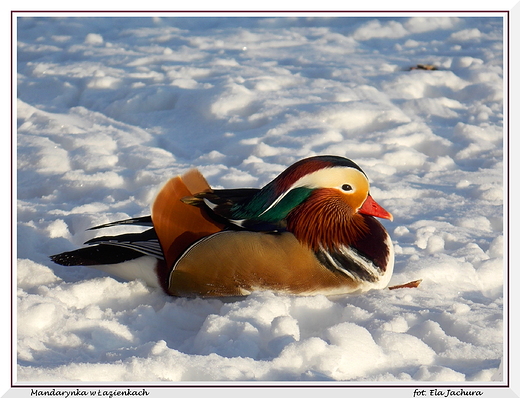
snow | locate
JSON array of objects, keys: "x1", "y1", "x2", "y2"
[{"x1": 15, "y1": 13, "x2": 508, "y2": 387}]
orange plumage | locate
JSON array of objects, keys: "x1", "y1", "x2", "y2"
[{"x1": 51, "y1": 156, "x2": 395, "y2": 297}]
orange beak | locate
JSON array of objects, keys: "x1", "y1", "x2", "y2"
[{"x1": 358, "y1": 194, "x2": 393, "y2": 221}]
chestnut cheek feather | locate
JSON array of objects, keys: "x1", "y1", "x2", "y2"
[{"x1": 287, "y1": 190, "x2": 369, "y2": 251}]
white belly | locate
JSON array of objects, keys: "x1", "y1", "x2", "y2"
[{"x1": 92, "y1": 256, "x2": 160, "y2": 288}]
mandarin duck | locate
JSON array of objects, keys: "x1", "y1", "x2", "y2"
[{"x1": 51, "y1": 155, "x2": 394, "y2": 297}]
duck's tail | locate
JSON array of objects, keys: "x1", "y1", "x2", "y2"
[{"x1": 50, "y1": 169, "x2": 224, "y2": 292}]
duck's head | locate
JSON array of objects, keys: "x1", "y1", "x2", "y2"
[{"x1": 234, "y1": 155, "x2": 392, "y2": 250}]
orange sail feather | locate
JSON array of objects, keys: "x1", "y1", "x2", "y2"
[{"x1": 151, "y1": 170, "x2": 224, "y2": 276}]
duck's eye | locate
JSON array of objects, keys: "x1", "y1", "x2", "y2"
[{"x1": 341, "y1": 184, "x2": 353, "y2": 192}]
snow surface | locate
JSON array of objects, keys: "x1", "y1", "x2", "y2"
[{"x1": 16, "y1": 15, "x2": 506, "y2": 384}]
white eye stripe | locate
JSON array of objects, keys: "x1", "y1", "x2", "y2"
[{"x1": 294, "y1": 167, "x2": 366, "y2": 190}]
